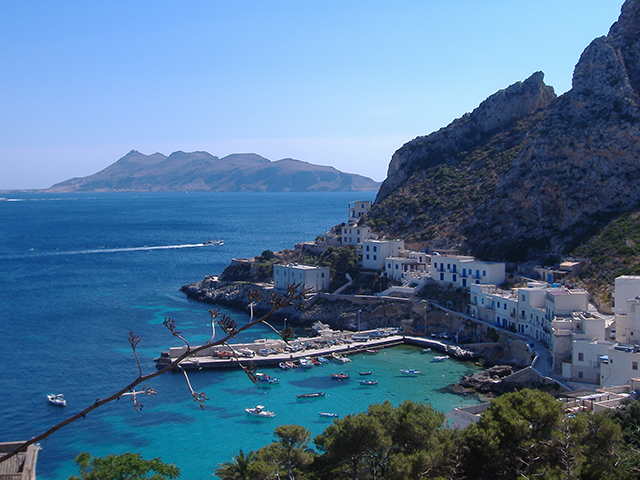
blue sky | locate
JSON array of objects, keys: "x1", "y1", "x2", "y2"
[{"x1": 0, "y1": 1, "x2": 624, "y2": 190}]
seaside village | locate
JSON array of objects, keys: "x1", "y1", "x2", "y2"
[{"x1": 264, "y1": 201, "x2": 640, "y2": 415}]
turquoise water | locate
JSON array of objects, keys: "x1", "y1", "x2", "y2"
[{"x1": 0, "y1": 192, "x2": 481, "y2": 480}]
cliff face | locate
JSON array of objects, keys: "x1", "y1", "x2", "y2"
[{"x1": 371, "y1": 0, "x2": 640, "y2": 262}]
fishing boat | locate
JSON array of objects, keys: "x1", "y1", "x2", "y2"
[
  {"x1": 245, "y1": 405, "x2": 275, "y2": 418},
  {"x1": 359, "y1": 380, "x2": 378, "y2": 386},
  {"x1": 421, "y1": 348, "x2": 432, "y2": 354},
  {"x1": 359, "y1": 371, "x2": 372, "y2": 376},
  {"x1": 317, "y1": 356, "x2": 329, "y2": 364},
  {"x1": 296, "y1": 392, "x2": 325, "y2": 398},
  {"x1": 319, "y1": 412, "x2": 339, "y2": 418},
  {"x1": 331, "y1": 373, "x2": 350, "y2": 380},
  {"x1": 432, "y1": 355, "x2": 450, "y2": 362},
  {"x1": 47, "y1": 394, "x2": 66, "y2": 406},
  {"x1": 399, "y1": 368, "x2": 422, "y2": 376},
  {"x1": 364, "y1": 348, "x2": 380, "y2": 354}
]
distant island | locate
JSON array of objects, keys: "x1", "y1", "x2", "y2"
[{"x1": 45, "y1": 150, "x2": 380, "y2": 193}]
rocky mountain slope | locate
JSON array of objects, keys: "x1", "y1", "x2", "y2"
[
  {"x1": 47, "y1": 151, "x2": 380, "y2": 192},
  {"x1": 369, "y1": 0, "x2": 640, "y2": 263}
]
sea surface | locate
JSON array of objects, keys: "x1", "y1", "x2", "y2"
[{"x1": 0, "y1": 192, "x2": 481, "y2": 480}]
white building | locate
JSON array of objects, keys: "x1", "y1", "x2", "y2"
[
  {"x1": 430, "y1": 254, "x2": 505, "y2": 288},
  {"x1": 341, "y1": 224, "x2": 376, "y2": 246},
  {"x1": 385, "y1": 251, "x2": 428, "y2": 282},
  {"x1": 348, "y1": 201, "x2": 372, "y2": 223},
  {"x1": 361, "y1": 239, "x2": 404, "y2": 270},
  {"x1": 273, "y1": 264, "x2": 330, "y2": 293}
]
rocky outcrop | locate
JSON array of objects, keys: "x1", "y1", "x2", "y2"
[
  {"x1": 459, "y1": 365, "x2": 514, "y2": 394},
  {"x1": 370, "y1": 0, "x2": 640, "y2": 262}
]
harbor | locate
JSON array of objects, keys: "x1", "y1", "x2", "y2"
[{"x1": 154, "y1": 322, "x2": 476, "y2": 371}]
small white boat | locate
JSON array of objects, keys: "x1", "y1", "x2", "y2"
[
  {"x1": 47, "y1": 394, "x2": 66, "y2": 406},
  {"x1": 245, "y1": 405, "x2": 275, "y2": 418},
  {"x1": 399, "y1": 369, "x2": 422, "y2": 376},
  {"x1": 255, "y1": 373, "x2": 280, "y2": 384},
  {"x1": 421, "y1": 348, "x2": 432, "y2": 354},
  {"x1": 331, "y1": 353, "x2": 352, "y2": 363},
  {"x1": 319, "y1": 412, "x2": 339, "y2": 418},
  {"x1": 299, "y1": 357, "x2": 314, "y2": 368},
  {"x1": 297, "y1": 392, "x2": 325, "y2": 399},
  {"x1": 204, "y1": 239, "x2": 224, "y2": 246},
  {"x1": 432, "y1": 355, "x2": 450, "y2": 362}
]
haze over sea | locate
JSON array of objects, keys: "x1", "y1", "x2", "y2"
[{"x1": 0, "y1": 192, "x2": 481, "y2": 480}]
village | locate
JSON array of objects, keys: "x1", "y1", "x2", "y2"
[{"x1": 255, "y1": 200, "x2": 640, "y2": 395}]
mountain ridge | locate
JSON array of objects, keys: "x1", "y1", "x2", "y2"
[
  {"x1": 47, "y1": 151, "x2": 380, "y2": 192},
  {"x1": 368, "y1": 0, "x2": 640, "y2": 264}
]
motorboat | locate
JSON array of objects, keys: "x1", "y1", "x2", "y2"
[
  {"x1": 299, "y1": 357, "x2": 314, "y2": 368},
  {"x1": 47, "y1": 394, "x2": 66, "y2": 406},
  {"x1": 245, "y1": 405, "x2": 275, "y2": 418},
  {"x1": 319, "y1": 412, "x2": 339, "y2": 418},
  {"x1": 279, "y1": 362, "x2": 292, "y2": 370},
  {"x1": 359, "y1": 371, "x2": 372, "y2": 376},
  {"x1": 399, "y1": 369, "x2": 422, "y2": 376},
  {"x1": 204, "y1": 239, "x2": 224, "y2": 246},
  {"x1": 421, "y1": 348, "x2": 432, "y2": 354},
  {"x1": 331, "y1": 373, "x2": 350, "y2": 380},
  {"x1": 432, "y1": 355, "x2": 450, "y2": 362},
  {"x1": 296, "y1": 392, "x2": 325, "y2": 398},
  {"x1": 317, "y1": 356, "x2": 329, "y2": 364},
  {"x1": 331, "y1": 353, "x2": 351, "y2": 363},
  {"x1": 359, "y1": 380, "x2": 378, "y2": 386},
  {"x1": 238, "y1": 348, "x2": 255, "y2": 357}
]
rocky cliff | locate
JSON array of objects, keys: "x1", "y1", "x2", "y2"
[
  {"x1": 47, "y1": 151, "x2": 380, "y2": 192},
  {"x1": 370, "y1": 0, "x2": 640, "y2": 262}
]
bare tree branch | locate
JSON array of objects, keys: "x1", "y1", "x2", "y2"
[{"x1": 0, "y1": 285, "x2": 304, "y2": 465}]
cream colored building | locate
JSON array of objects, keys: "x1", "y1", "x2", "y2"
[
  {"x1": 273, "y1": 264, "x2": 330, "y2": 293},
  {"x1": 361, "y1": 239, "x2": 404, "y2": 270},
  {"x1": 430, "y1": 254, "x2": 505, "y2": 288}
]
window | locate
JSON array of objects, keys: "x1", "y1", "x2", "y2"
[
  {"x1": 483, "y1": 270, "x2": 486, "y2": 276},
  {"x1": 578, "y1": 352, "x2": 584, "y2": 361},
  {"x1": 440, "y1": 273, "x2": 444, "y2": 281},
  {"x1": 387, "y1": 263, "x2": 391, "y2": 269},
  {"x1": 453, "y1": 274, "x2": 457, "y2": 282},
  {"x1": 357, "y1": 229, "x2": 360, "y2": 234},
  {"x1": 366, "y1": 254, "x2": 370, "y2": 260},
  {"x1": 395, "y1": 264, "x2": 398, "y2": 269},
  {"x1": 634, "y1": 362, "x2": 638, "y2": 371},
  {"x1": 373, "y1": 255, "x2": 377, "y2": 260},
  {"x1": 373, "y1": 246, "x2": 377, "y2": 252},
  {"x1": 366, "y1": 245, "x2": 370, "y2": 252},
  {"x1": 578, "y1": 371, "x2": 583, "y2": 379},
  {"x1": 321, "y1": 273, "x2": 325, "y2": 278},
  {"x1": 497, "y1": 302, "x2": 500, "y2": 309}
]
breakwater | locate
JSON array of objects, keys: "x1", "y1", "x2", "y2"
[{"x1": 154, "y1": 326, "x2": 475, "y2": 370}]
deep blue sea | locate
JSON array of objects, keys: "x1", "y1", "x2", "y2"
[{"x1": 0, "y1": 192, "x2": 481, "y2": 480}]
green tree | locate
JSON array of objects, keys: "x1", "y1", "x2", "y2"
[
  {"x1": 461, "y1": 389, "x2": 565, "y2": 480},
  {"x1": 68, "y1": 452, "x2": 179, "y2": 480},
  {"x1": 215, "y1": 450, "x2": 255, "y2": 480}
]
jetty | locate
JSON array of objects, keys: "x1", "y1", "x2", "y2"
[{"x1": 154, "y1": 324, "x2": 475, "y2": 370}]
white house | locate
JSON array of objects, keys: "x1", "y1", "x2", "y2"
[
  {"x1": 361, "y1": 239, "x2": 404, "y2": 270},
  {"x1": 273, "y1": 264, "x2": 330, "y2": 293},
  {"x1": 430, "y1": 254, "x2": 505, "y2": 288},
  {"x1": 385, "y1": 251, "x2": 428, "y2": 281},
  {"x1": 348, "y1": 201, "x2": 372, "y2": 223},
  {"x1": 341, "y1": 224, "x2": 376, "y2": 246}
]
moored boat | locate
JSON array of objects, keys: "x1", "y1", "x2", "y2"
[
  {"x1": 359, "y1": 371, "x2": 372, "y2": 376},
  {"x1": 331, "y1": 353, "x2": 352, "y2": 363},
  {"x1": 47, "y1": 394, "x2": 66, "y2": 406},
  {"x1": 319, "y1": 412, "x2": 339, "y2": 418},
  {"x1": 245, "y1": 405, "x2": 275, "y2": 418},
  {"x1": 432, "y1": 355, "x2": 450, "y2": 362},
  {"x1": 299, "y1": 357, "x2": 314, "y2": 368},
  {"x1": 364, "y1": 348, "x2": 380, "y2": 354},
  {"x1": 331, "y1": 373, "x2": 350, "y2": 380},
  {"x1": 256, "y1": 372, "x2": 280, "y2": 384},
  {"x1": 421, "y1": 348, "x2": 432, "y2": 354},
  {"x1": 296, "y1": 392, "x2": 325, "y2": 398},
  {"x1": 399, "y1": 368, "x2": 422, "y2": 376},
  {"x1": 359, "y1": 380, "x2": 378, "y2": 386}
]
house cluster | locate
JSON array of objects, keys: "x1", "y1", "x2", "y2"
[{"x1": 271, "y1": 200, "x2": 640, "y2": 390}]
